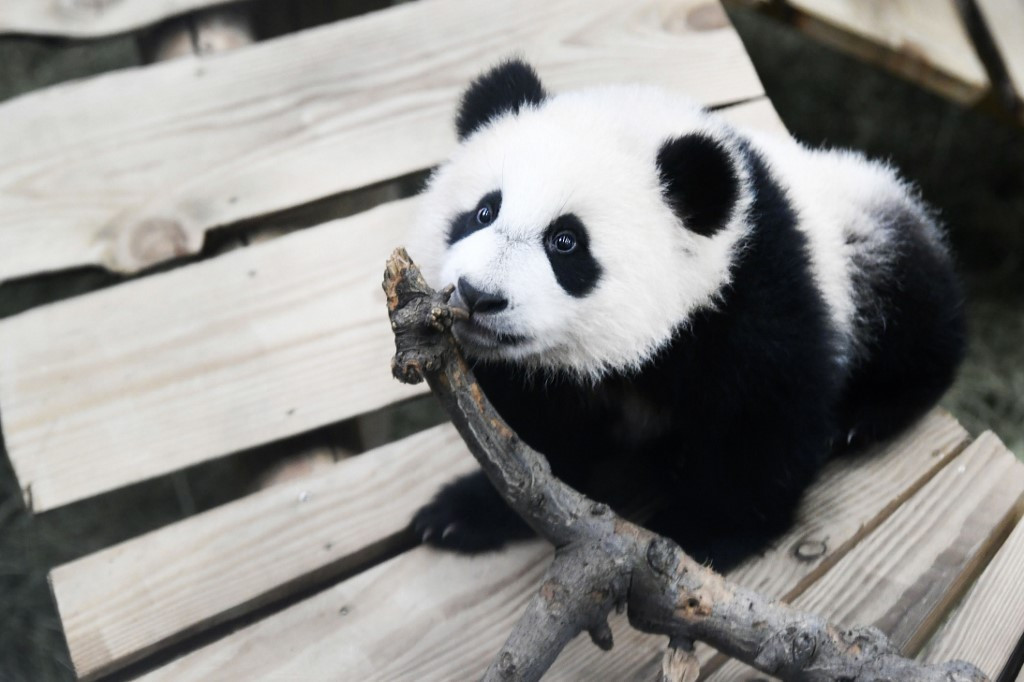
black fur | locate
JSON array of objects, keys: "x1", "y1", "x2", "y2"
[
  {"x1": 455, "y1": 60, "x2": 546, "y2": 141},
  {"x1": 448, "y1": 190, "x2": 502, "y2": 245},
  {"x1": 416, "y1": 76, "x2": 964, "y2": 569},
  {"x1": 657, "y1": 134, "x2": 740, "y2": 237},
  {"x1": 834, "y1": 206, "x2": 966, "y2": 450},
  {"x1": 417, "y1": 144, "x2": 845, "y2": 570},
  {"x1": 543, "y1": 214, "x2": 602, "y2": 297}
]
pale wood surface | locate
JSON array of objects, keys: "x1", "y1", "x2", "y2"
[
  {"x1": 0, "y1": 0, "x2": 238, "y2": 37},
  {"x1": 0, "y1": 0, "x2": 764, "y2": 281},
  {"x1": 707, "y1": 432, "x2": 1024, "y2": 680},
  {"x1": 784, "y1": 0, "x2": 989, "y2": 103},
  {"x1": 134, "y1": 410, "x2": 969, "y2": 679},
  {"x1": 975, "y1": 0, "x2": 1024, "y2": 107},
  {"x1": 140, "y1": 542, "x2": 554, "y2": 681},
  {"x1": 0, "y1": 199, "x2": 423, "y2": 512},
  {"x1": 50, "y1": 424, "x2": 477, "y2": 680},
  {"x1": 0, "y1": 98, "x2": 782, "y2": 513},
  {"x1": 921, "y1": 513, "x2": 1024, "y2": 679}
]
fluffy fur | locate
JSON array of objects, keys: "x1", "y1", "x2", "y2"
[{"x1": 408, "y1": 60, "x2": 966, "y2": 569}]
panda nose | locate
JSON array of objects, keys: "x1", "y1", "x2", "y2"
[{"x1": 457, "y1": 277, "x2": 507, "y2": 314}]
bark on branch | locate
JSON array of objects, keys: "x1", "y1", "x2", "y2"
[{"x1": 382, "y1": 248, "x2": 988, "y2": 682}]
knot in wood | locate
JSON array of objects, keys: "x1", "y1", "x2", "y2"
[
  {"x1": 128, "y1": 217, "x2": 189, "y2": 268},
  {"x1": 497, "y1": 651, "x2": 516, "y2": 677},
  {"x1": 789, "y1": 628, "x2": 817, "y2": 665},
  {"x1": 646, "y1": 537, "x2": 677, "y2": 575},
  {"x1": 792, "y1": 537, "x2": 828, "y2": 562}
]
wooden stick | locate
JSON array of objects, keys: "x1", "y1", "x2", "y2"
[{"x1": 382, "y1": 247, "x2": 989, "y2": 682}]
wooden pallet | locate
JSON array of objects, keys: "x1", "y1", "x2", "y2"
[
  {"x1": 1, "y1": 0, "x2": 1022, "y2": 679},
  {"x1": 731, "y1": 0, "x2": 1024, "y2": 123}
]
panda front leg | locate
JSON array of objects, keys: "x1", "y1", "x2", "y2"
[{"x1": 412, "y1": 470, "x2": 534, "y2": 552}]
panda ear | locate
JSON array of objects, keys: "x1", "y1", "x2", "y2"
[
  {"x1": 657, "y1": 134, "x2": 740, "y2": 237},
  {"x1": 456, "y1": 59, "x2": 547, "y2": 141}
]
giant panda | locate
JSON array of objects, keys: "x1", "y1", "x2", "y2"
[{"x1": 407, "y1": 59, "x2": 966, "y2": 569}]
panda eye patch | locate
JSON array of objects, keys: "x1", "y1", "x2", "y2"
[
  {"x1": 447, "y1": 189, "x2": 501, "y2": 245},
  {"x1": 550, "y1": 230, "x2": 577, "y2": 254},
  {"x1": 543, "y1": 213, "x2": 601, "y2": 297}
]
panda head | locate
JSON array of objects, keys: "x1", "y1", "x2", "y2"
[{"x1": 411, "y1": 59, "x2": 753, "y2": 381}]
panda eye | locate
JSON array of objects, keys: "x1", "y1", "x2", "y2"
[
  {"x1": 550, "y1": 230, "x2": 577, "y2": 254},
  {"x1": 475, "y1": 204, "x2": 494, "y2": 225}
]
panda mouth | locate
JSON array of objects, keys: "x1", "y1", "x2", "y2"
[{"x1": 453, "y1": 319, "x2": 529, "y2": 349}]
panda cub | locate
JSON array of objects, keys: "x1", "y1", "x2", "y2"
[{"x1": 408, "y1": 59, "x2": 965, "y2": 568}]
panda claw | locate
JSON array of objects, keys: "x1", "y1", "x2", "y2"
[
  {"x1": 421, "y1": 526, "x2": 435, "y2": 543},
  {"x1": 442, "y1": 523, "x2": 459, "y2": 540}
]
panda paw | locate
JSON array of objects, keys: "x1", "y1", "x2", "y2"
[{"x1": 411, "y1": 471, "x2": 532, "y2": 553}]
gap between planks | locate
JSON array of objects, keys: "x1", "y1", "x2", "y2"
[
  {"x1": 0, "y1": 97, "x2": 785, "y2": 513},
  {"x1": 123, "y1": 409, "x2": 967, "y2": 679},
  {"x1": 705, "y1": 431, "x2": 1024, "y2": 681},
  {"x1": 0, "y1": 0, "x2": 764, "y2": 281},
  {"x1": 921, "y1": 504, "x2": 1024, "y2": 680},
  {"x1": 50, "y1": 423, "x2": 478, "y2": 681},
  {"x1": 0, "y1": 0, "x2": 240, "y2": 37},
  {"x1": 779, "y1": 0, "x2": 989, "y2": 104}
]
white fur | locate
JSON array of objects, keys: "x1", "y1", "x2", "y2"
[
  {"x1": 744, "y1": 131, "x2": 941, "y2": 363},
  {"x1": 409, "y1": 83, "x2": 932, "y2": 379}
]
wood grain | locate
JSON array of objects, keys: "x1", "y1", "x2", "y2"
[
  {"x1": 784, "y1": 0, "x2": 989, "y2": 103},
  {"x1": 0, "y1": 0, "x2": 764, "y2": 281},
  {"x1": 707, "y1": 432, "x2": 1024, "y2": 681},
  {"x1": 975, "y1": 0, "x2": 1024, "y2": 109},
  {"x1": 921, "y1": 512, "x2": 1024, "y2": 679},
  {"x1": 0, "y1": 199, "x2": 424, "y2": 511},
  {"x1": 551, "y1": 409, "x2": 969, "y2": 679},
  {"x1": 0, "y1": 0, "x2": 238, "y2": 37},
  {"x1": 0, "y1": 98, "x2": 782, "y2": 513},
  {"x1": 50, "y1": 423, "x2": 477, "y2": 680},
  {"x1": 132, "y1": 410, "x2": 968, "y2": 679}
]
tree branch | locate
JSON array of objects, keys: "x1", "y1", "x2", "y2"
[{"x1": 382, "y1": 248, "x2": 988, "y2": 682}]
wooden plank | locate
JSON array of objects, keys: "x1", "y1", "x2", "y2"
[
  {"x1": 0, "y1": 0, "x2": 764, "y2": 282},
  {"x1": 921, "y1": 513, "x2": 1024, "y2": 679},
  {"x1": 140, "y1": 542, "x2": 554, "y2": 681},
  {"x1": 975, "y1": 0, "x2": 1024, "y2": 108},
  {"x1": 50, "y1": 423, "x2": 477, "y2": 680},
  {"x1": 552, "y1": 409, "x2": 969, "y2": 678},
  {"x1": 784, "y1": 0, "x2": 989, "y2": 104},
  {"x1": 131, "y1": 410, "x2": 969, "y2": 679},
  {"x1": 0, "y1": 96, "x2": 780, "y2": 513},
  {"x1": 717, "y1": 96, "x2": 788, "y2": 136},
  {"x1": 707, "y1": 432, "x2": 1024, "y2": 680},
  {"x1": 0, "y1": 199, "x2": 424, "y2": 511},
  {"x1": 0, "y1": 0, "x2": 239, "y2": 38}
]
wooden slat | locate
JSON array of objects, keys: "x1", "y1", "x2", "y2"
[
  {"x1": 0, "y1": 0, "x2": 239, "y2": 38},
  {"x1": 0, "y1": 0, "x2": 764, "y2": 282},
  {"x1": 783, "y1": 0, "x2": 989, "y2": 103},
  {"x1": 0, "y1": 199, "x2": 424, "y2": 511},
  {"x1": 921, "y1": 513, "x2": 1024, "y2": 679},
  {"x1": 140, "y1": 542, "x2": 554, "y2": 681},
  {"x1": 50, "y1": 423, "x2": 477, "y2": 680},
  {"x1": 551, "y1": 409, "x2": 969, "y2": 678},
  {"x1": 707, "y1": 432, "x2": 1024, "y2": 680},
  {"x1": 131, "y1": 410, "x2": 969, "y2": 679},
  {"x1": 0, "y1": 97, "x2": 781, "y2": 513},
  {"x1": 975, "y1": 0, "x2": 1024, "y2": 108}
]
